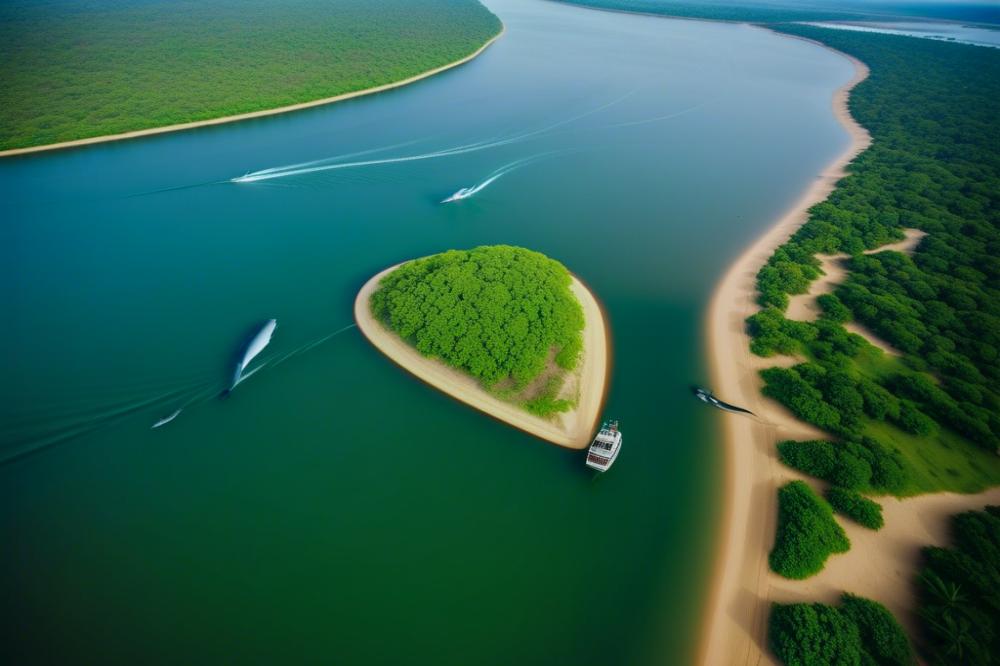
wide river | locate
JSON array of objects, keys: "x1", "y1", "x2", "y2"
[{"x1": 1, "y1": 1, "x2": 853, "y2": 663}]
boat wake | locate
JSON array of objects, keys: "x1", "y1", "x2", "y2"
[
  {"x1": 440, "y1": 152, "x2": 559, "y2": 203},
  {"x1": 230, "y1": 90, "x2": 639, "y2": 184}
]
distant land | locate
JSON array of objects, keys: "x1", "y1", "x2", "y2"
[{"x1": 0, "y1": 0, "x2": 501, "y2": 152}]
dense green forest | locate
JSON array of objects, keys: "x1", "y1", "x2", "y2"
[
  {"x1": 748, "y1": 27, "x2": 1000, "y2": 497},
  {"x1": 370, "y1": 246, "x2": 585, "y2": 416},
  {"x1": 558, "y1": 0, "x2": 999, "y2": 25},
  {"x1": 0, "y1": 0, "x2": 501, "y2": 150},
  {"x1": 915, "y1": 506, "x2": 1000, "y2": 665},
  {"x1": 770, "y1": 593, "x2": 914, "y2": 666}
]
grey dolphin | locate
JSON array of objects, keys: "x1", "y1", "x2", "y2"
[{"x1": 225, "y1": 319, "x2": 277, "y2": 394}]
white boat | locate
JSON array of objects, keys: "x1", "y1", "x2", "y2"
[{"x1": 586, "y1": 419, "x2": 622, "y2": 472}]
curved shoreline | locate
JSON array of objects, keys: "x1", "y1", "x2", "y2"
[
  {"x1": 0, "y1": 27, "x2": 504, "y2": 159},
  {"x1": 354, "y1": 260, "x2": 609, "y2": 449},
  {"x1": 697, "y1": 43, "x2": 871, "y2": 666}
]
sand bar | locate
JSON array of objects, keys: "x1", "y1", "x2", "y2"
[
  {"x1": 0, "y1": 28, "x2": 504, "y2": 158},
  {"x1": 354, "y1": 261, "x2": 609, "y2": 449}
]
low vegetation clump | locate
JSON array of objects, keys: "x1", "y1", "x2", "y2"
[
  {"x1": 0, "y1": 0, "x2": 502, "y2": 150},
  {"x1": 769, "y1": 481, "x2": 850, "y2": 579},
  {"x1": 370, "y1": 246, "x2": 585, "y2": 415},
  {"x1": 770, "y1": 593, "x2": 915, "y2": 666},
  {"x1": 916, "y1": 506, "x2": 1000, "y2": 665},
  {"x1": 826, "y1": 487, "x2": 884, "y2": 530},
  {"x1": 777, "y1": 438, "x2": 907, "y2": 495}
]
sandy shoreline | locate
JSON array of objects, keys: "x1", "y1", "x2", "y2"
[
  {"x1": 0, "y1": 28, "x2": 504, "y2": 158},
  {"x1": 697, "y1": 47, "x2": 872, "y2": 666},
  {"x1": 354, "y1": 261, "x2": 609, "y2": 449}
]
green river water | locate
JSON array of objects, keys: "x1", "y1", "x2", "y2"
[{"x1": 1, "y1": 1, "x2": 853, "y2": 663}]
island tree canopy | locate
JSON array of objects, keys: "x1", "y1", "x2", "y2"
[{"x1": 370, "y1": 246, "x2": 585, "y2": 395}]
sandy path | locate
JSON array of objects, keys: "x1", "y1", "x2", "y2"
[
  {"x1": 0, "y1": 28, "x2": 504, "y2": 158},
  {"x1": 768, "y1": 485, "x2": 1000, "y2": 637},
  {"x1": 785, "y1": 228, "x2": 925, "y2": 354},
  {"x1": 354, "y1": 261, "x2": 608, "y2": 449}
]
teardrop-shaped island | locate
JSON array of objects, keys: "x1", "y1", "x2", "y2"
[{"x1": 354, "y1": 246, "x2": 609, "y2": 448}]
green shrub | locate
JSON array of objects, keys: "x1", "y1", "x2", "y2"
[
  {"x1": 777, "y1": 440, "x2": 872, "y2": 490},
  {"x1": 776, "y1": 437, "x2": 910, "y2": 495},
  {"x1": 818, "y1": 293, "x2": 852, "y2": 323},
  {"x1": 748, "y1": 308, "x2": 816, "y2": 356},
  {"x1": 839, "y1": 594, "x2": 915, "y2": 666},
  {"x1": 826, "y1": 487, "x2": 884, "y2": 530},
  {"x1": 769, "y1": 601, "x2": 862, "y2": 666},
  {"x1": 761, "y1": 367, "x2": 842, "y2": 433},
  {"x1": 769, "y1": 594, "x2": 914, "y2": 666},
  {"x1": 895, "y1": 400, "x2": 936, "y2": 436},
  {"x1": 857, "y1": 378, "x2": 900, "y2": 421},
  {"x1": 770, "y1": 481, "x2": 850, "y2": 579}
]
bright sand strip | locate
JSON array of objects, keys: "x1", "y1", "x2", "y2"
[
  {"x1": 698, "y1": 51, "x2": 872, "y2": 666},
  {"x1": 354, "y1": 261, "x2": 609, "y2": 449},
  {"x1": 0, "y1": 28, "x2": 504, "y2": 158}
]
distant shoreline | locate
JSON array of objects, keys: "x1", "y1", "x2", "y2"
[
  {"x1": 0, "y1": 27, "x2": 504, "y2": 158},
  {"x1": 697, "y1": 40, "x2": 872, "y2": 666},
  {"x1": 354, "y1": 260, "x2": 609, "y2": 449}
]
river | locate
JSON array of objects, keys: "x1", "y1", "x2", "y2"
[{"x1": 0, "y1": 0, "x2": 854, "y2": 663}]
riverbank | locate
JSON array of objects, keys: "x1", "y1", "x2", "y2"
[
  {"x1": 0, "y1": 27, "x2": 504, "y2": 158},
  {"x1": 698, "y1": 49, "x2": 872, "y2": 666},
  {"x1": 354, "y1": 260, "x2": 609, "y2": 449}
]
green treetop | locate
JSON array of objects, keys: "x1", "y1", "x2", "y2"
[{"x1": 370, "y1": 245, "x2": 585, "y2": 392}]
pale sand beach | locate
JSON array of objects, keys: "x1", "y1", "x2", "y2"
[
  {"x1": 697, "y1": 51, "x2": 872, "y2": 666},
  {"x1": 0, "y1": 28, "x2": 504, "y2": 158},
  {"x1": 354, "y1": 261, "x2": 609, "y2": 449},
  {"x1": 699, "y1": 41, "x2": 998, "y2": 664}
]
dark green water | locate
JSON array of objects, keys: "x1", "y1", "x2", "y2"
[{"x1": 1, "y1": 1, "x2": 853, "y2": 663}]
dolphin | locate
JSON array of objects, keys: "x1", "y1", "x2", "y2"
[{"x1": 225, "y1": 319, "x2": 277, "y2": 394}]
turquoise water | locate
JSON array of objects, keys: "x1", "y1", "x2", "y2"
[{"x1": 0, "y1": 1, "x2": 853, "y2": 663}]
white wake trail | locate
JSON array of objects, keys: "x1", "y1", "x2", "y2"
[
  {"x1": 441, "y1": 152, "x2": 561, "y2": 203},
  {"x1": 605, "y1": 100, "x2": 708, "y2": 129},
  {"x1": 231, "y1": 91, "x2": 639, "y2": 184}
]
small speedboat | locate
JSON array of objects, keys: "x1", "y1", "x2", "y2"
[{"x1": 586, "y1": 419, "x2": 622, "y2": 472}]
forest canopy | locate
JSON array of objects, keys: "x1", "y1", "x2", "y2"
[
  {"x1": 0, "y1": 0, "x2": 501, "y2": 150},
  {"x1": 370, "y1": 246, "x2": 585, "y2": 413}
]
